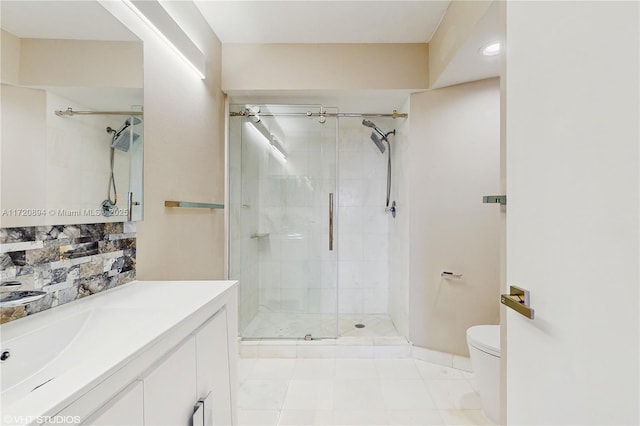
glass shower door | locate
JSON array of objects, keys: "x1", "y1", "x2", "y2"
[{"x1": 229, "y1": 104, "x2": 338, "y2": 339}]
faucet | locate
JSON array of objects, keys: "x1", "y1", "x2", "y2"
[
  {"x1": 0, "y1": 281, "x2": 46, "y2": 307},
  {"x1": 1, "y1": 280, "x2": 21, "y2": 289}
]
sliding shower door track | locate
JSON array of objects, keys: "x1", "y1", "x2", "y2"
[{"x1": 240, "y1": 335, "x2": 334, "y2": 341}]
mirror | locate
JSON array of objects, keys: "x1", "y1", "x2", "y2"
[{"x1": 0, "y1": 0, "x2": 144, "y2": 227}]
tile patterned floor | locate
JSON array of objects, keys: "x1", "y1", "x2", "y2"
[
  {"x1": 237, "y1": 358, "x2": 494, "y2": 426},
  {"x1": 242, "y1": 313, "x2": 401, "y2": 339}
]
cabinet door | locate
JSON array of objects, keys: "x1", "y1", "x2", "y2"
[
  {"x1": 196, "y1": 308, "x2": 232, "y2": 425},
  {"x1": 144, "y1": 337, "x2": 197, "y2": 426},
  {"x1": 84, "y1": 381, "x2": 144, "y2": 426}
]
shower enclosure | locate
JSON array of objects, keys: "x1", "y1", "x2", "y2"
[{"x1": 229, "y1": 104, "x2": 339, "y2": 339}]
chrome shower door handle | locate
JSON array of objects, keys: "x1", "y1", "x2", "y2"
[
  {"x1": 329, "y1": 193, "x2": 334, "y2": 251},
  {"x1": 127, "y1": 191, "x2": 141, "y2": 221},
  {"x1": 127, "y1": 191, "x2": 133, "y2": 221}
]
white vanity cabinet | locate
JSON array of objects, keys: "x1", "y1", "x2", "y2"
[
  {"x1": 141, "y1": 308, "x2": 232, "y2": 426},
  {"x1": 142, "y1": 336, "x2": 198, "y2": 425},
  {"x1": 82, "y1": 308, "x2": 232, "y2": 426},
  {"x1": 195, "y1": 307, "x2": 232, "y2": 426},
  {"x1": 85, "y1": 381, "x2": 144, "y2": 426}
]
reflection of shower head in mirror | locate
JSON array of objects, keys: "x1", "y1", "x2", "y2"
[
  {"x1": 106, "y1": 117, "x2": 142, "y2": 152},
  {"x1": 127, "y1": 117, "x2": 142, "y2": 126},
  {"x1": 111, "y1": 129, "x2": 140, "y2": 152}
]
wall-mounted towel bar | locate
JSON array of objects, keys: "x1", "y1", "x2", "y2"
[
  {"x1": 483, "y1": 195, "x2": 507, "y2": 205},
  {"x1": 164, "y1": 201, "x2": 224, "y2": 209},
  {"x1": 55, "y1": 107, "x2": 143, "y2": 117},
  {"x1": 501, "y1": 285, "x2": 535, "y2": 319},
  {"x1": 441, "y1": 271, "x2": 463, "y2": 280},
  {"x1": 250, "y1": 233, "x2": 270, "y2": 239}
]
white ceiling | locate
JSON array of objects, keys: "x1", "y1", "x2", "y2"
[
  {"x1": 194, "y1": 1, "x2": 450, "y2": 44},
  {"x1": 0, "y1": 1, "x2": 139, "y2": 41}
]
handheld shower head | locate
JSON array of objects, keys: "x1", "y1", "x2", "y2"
[{"x1": 362, "y1": 119, "x2": 387, "y2": 139}]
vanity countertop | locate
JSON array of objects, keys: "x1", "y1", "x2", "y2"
[{"x1": 0, "y1": 280, "x2": 238, "y2": 424}]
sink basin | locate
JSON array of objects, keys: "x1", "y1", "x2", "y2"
[
  {"x1": 0, "y1": 309, "x2": 91, "y2": 392},
  {"x1": 0, "y1": 307, "x2": 161, "y2": 408}
]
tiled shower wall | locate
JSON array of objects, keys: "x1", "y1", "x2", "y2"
[
  {"x1": 338, "y1": 118, "x2": 390, "y2": 314},
  {"x1": 257, "y1": 120, "x2": 337, "y2": 316},
  {"x1": 231, "y1": 115, "x2": 339, "y2": 333},
  {"x1": 243, "y1": 116, "x2": 391, "y2": 318},
  {"x1": 0, "y1": 222, "x2": 136, "y2": 324}
]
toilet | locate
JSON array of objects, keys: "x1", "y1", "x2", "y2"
[{"x1": 466, "y1": 325, "x2": 501, "y2": 423}]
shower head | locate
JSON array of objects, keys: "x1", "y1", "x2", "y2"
[
  {"x1": 363, "y1": 119, "x2": 389, "y2": 153},
  {"x1": 370, "y1": 132, "x2": 386, "y2": 154},
  {"x1": 126, "y1": 116, "x2": 142, "y2": 126},
  {"x1": 111, "y1": 129, "x2": 140, "y2": 152},
  {"x1": 108, "y1": 117, "x2": 141, "y2": 152}
]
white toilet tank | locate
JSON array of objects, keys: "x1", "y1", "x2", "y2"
[{"x1": 466, "y1": 325, "x2": 500, "y2": 423}]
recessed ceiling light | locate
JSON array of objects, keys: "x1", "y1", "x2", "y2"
[{"x1": 481, "y1": 42, "x2": 501, "y2": 57}]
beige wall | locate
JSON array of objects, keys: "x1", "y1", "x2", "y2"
[
  {"x1": 0, "y1": 30, "x2": 20, "y2": 85},
  {"x1": 19, "y1": 38, "x2": 142, "y2": 88},
  {"x1": 222, "y1": 44, "x2": 429, "y2": 92},
  {"x1": 428, "y1": 1, "x2": 492, "y2": 88},
  {"x1": 101, "y1": 1, "x2": 226, "y2": 280},
  {"x1": 408, "y1": 78, "x2": 500, "y2": 356},
  {"x1": 0, "y1": 32, "x2": 141, "y2": 89}
]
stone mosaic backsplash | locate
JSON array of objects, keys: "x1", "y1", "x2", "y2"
[{"x1": 0, "y1": 222, "x2": 136, "y2": 324}]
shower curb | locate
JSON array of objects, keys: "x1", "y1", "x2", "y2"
[{"x1": 237, "y1": 338, "x2": 473, "y2": 372}]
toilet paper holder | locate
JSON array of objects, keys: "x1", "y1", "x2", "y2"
[
  {"x1": 441, "y1": 271, "x2": 463, "y2": 280},
  {"x1": 501, "y1": 285, "x2": 535, "y2": 319}
]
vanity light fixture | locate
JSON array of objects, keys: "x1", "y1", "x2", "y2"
[
  {"x1": 481, "y1": 41, "x2": 501, "y2": 57},
  {"x1": 122, "y1": 0, "x2": 206, "y2": 79}
]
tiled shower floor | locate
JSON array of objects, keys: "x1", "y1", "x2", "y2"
[{"x1": 242, "y1": 312, "x2": 401, "y2": 339}]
